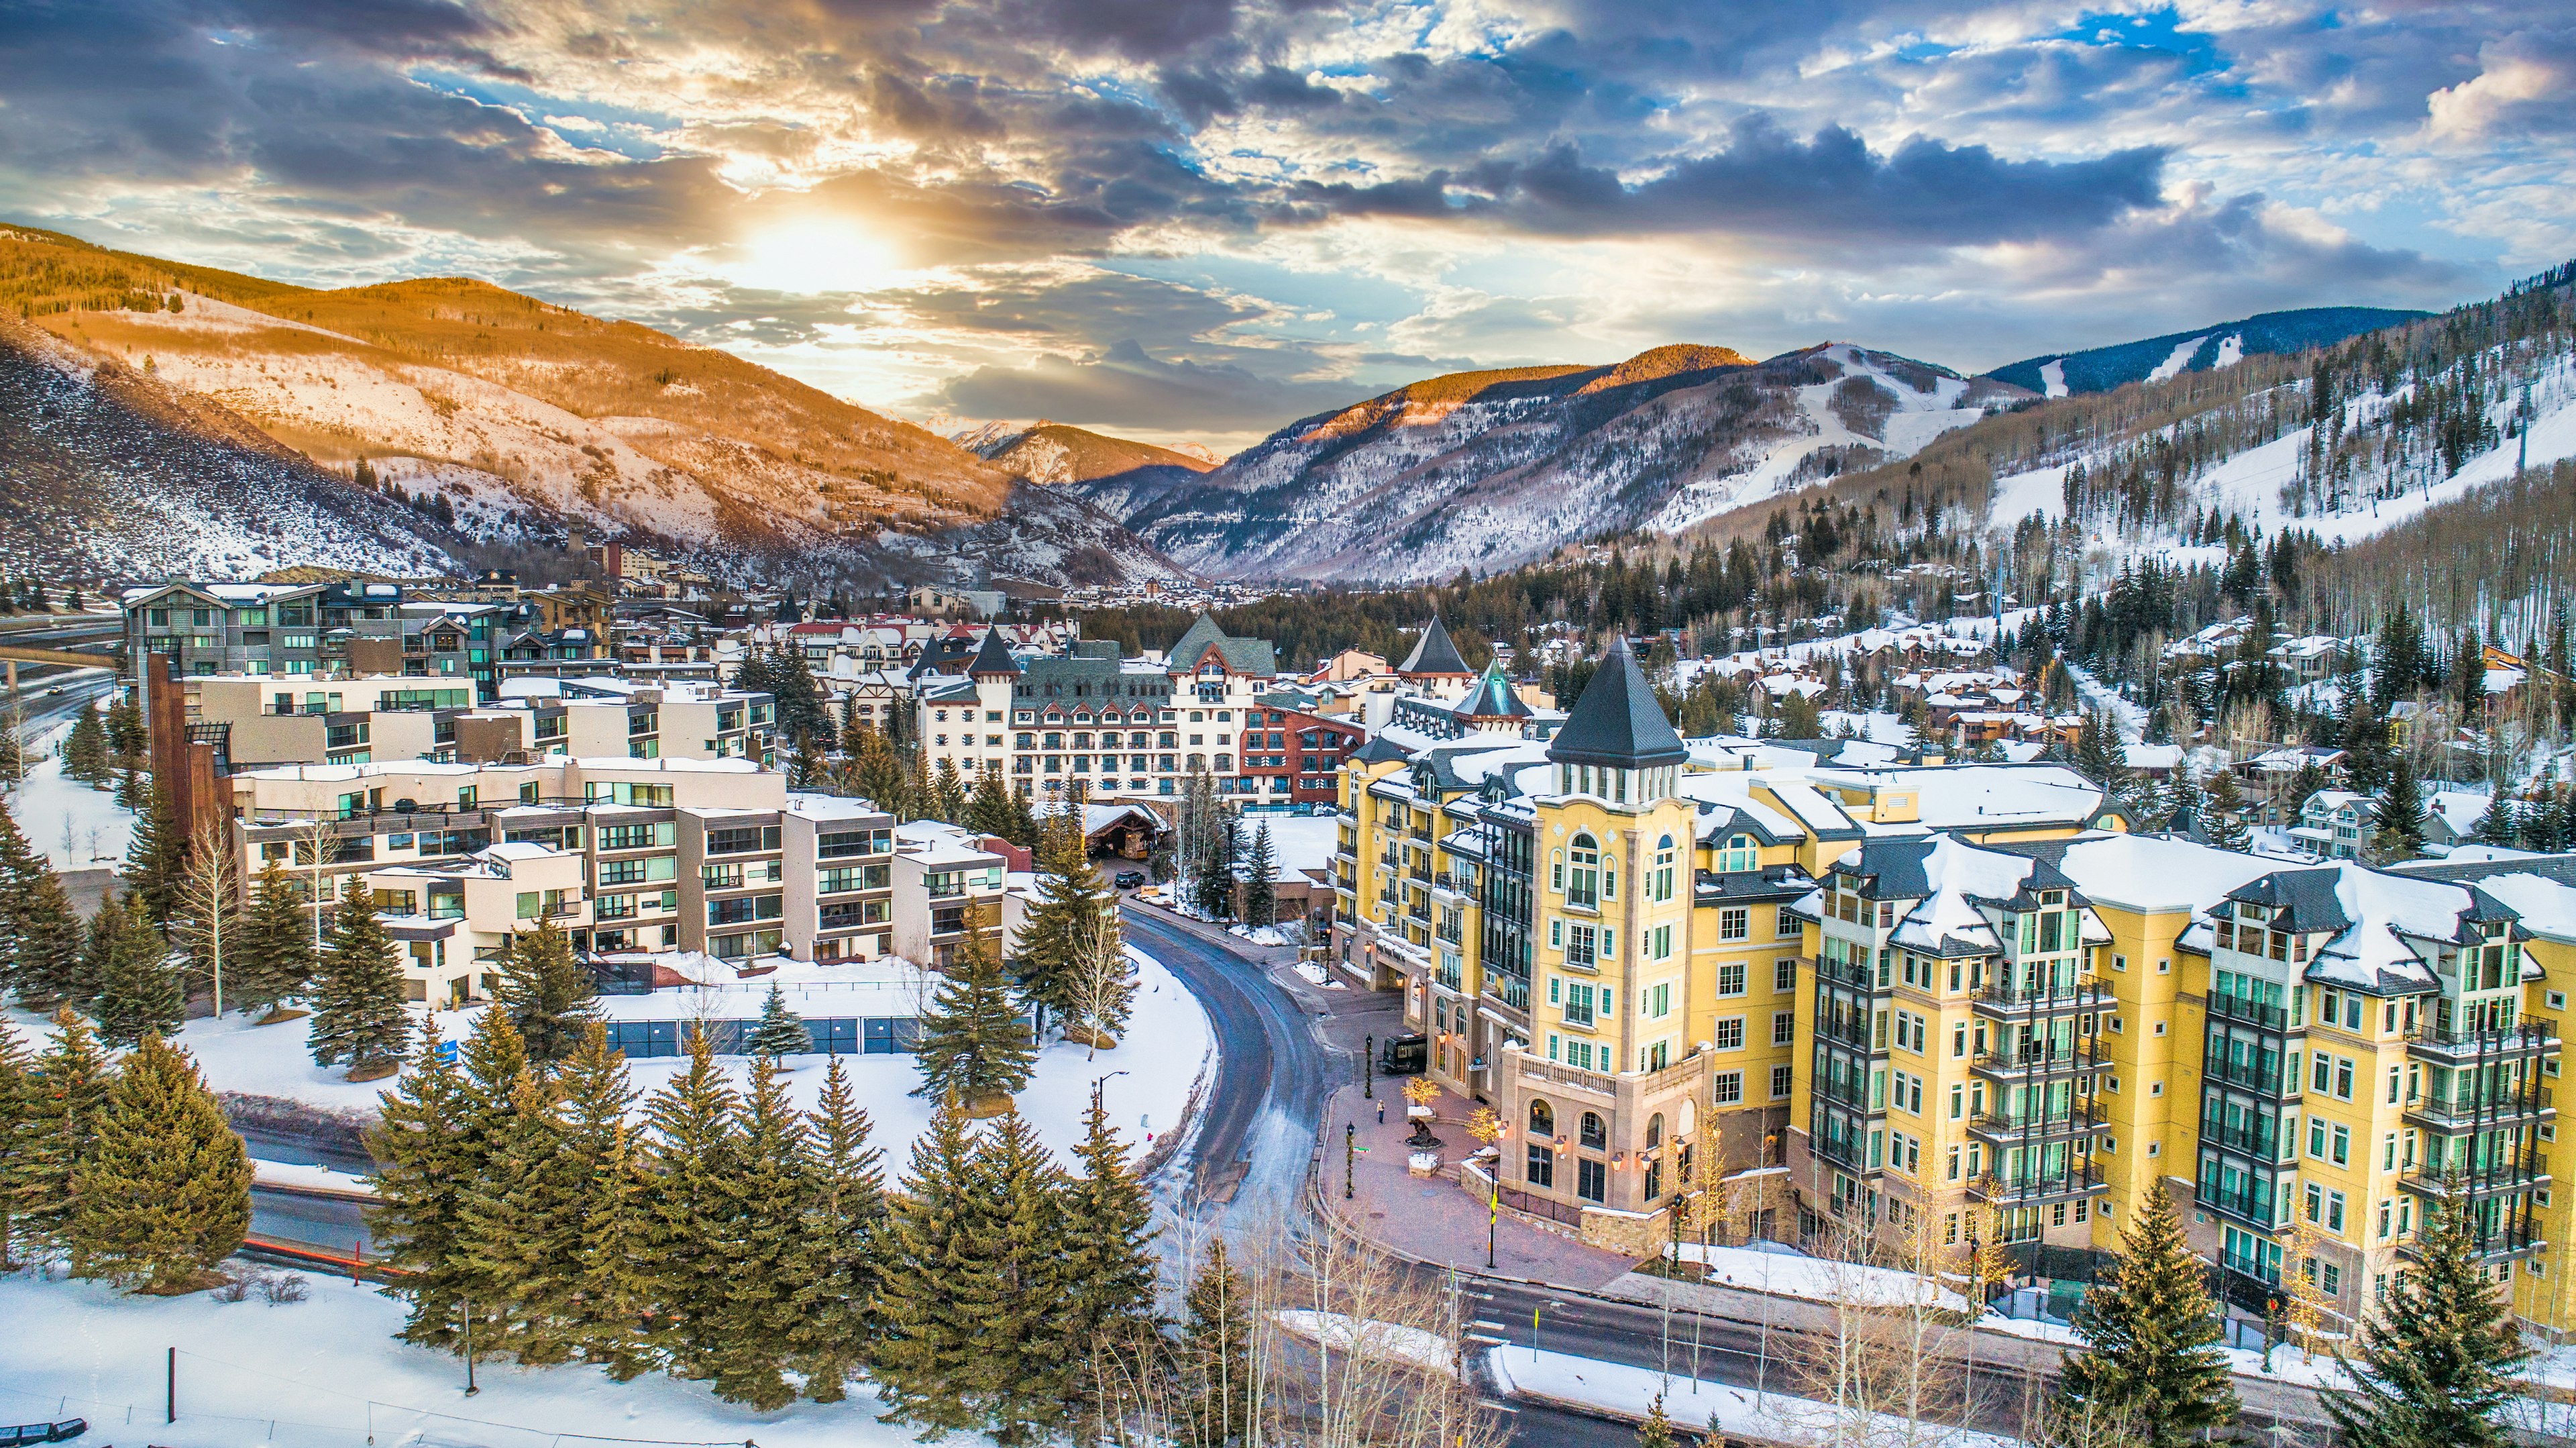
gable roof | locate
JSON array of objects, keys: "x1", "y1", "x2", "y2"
[
  {"x1": 1400, "y1": 616, "x2": 1472, "y2": 676},
  {"x1": 1546, "y1": 637, "x2": 1688, "y2": 769},
  {"x1": 1168, "y1": 611, "x2": 1276, "y2": 676}
]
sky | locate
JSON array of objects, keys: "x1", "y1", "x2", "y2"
[{"x1": 3, "y1": 0, "x2": 2571, "y2": 453}]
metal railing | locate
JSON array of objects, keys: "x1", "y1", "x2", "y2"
[
  {"x1": 1978, "y1": 976, "x2": 2111, "y2": 1009},
  {"x1": 2206, "y1": 992, "x2": 2294, "y2": 1031},
  {"x1": 2406, "y1": 1088, "x2": 2553, "y2": 1129}
]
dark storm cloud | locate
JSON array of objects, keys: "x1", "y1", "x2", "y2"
[
  {"x1": 942, "y1": 340, "x2": 1367, "y2": 431},
  {"x1": 1281, "y1": 120, "x2": 2167, "y2": 246}
]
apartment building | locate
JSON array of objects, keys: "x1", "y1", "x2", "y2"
[{"x1": 181, "y1": 672, "x2": 777, "y2": 770}]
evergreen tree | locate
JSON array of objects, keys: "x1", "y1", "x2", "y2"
[
  {"x1": 104, "y1": 692, "x2": 146, "y2": 762},
  {"x1": 572, "y1": 1104, "x2": 655, "y2": 1380},
  {"x1": 1194, "y1": 805, "x2": 1237, "y2": 919},
  {"x1": 12, "y1": 1010, "x2": 113, "y2": 1254},
  {"x1": 2204, "y1": 770, "x2": 2255, "y2": 852},
  {"x1": 2056, "y1": 1186, "x2": 2237, "y2": 1448},
  {"x1": 70, "y1": 1033, "x2": 251, "y2": 1293},
  {"x1": 708, "y1": 1055, "x2": 812, "y2": 1410},
  {"x1": 2074, "y1": 709, "x2": 2129, "y2": 795},
  {"x1": 1241, "y1": 823, "x2": 1277, "y2": 928},
  {"x1": 1638, "y1": 1396, "x2": 1678, "y2": 1448},
  {"x1": 453, "y1": 1066, "x2": 571, "y2": 1363},
  {"x1": 121, "y1": 779, "x2": 186, "y2": 924},
  {"x1": 906, "y1": 749, "x2": 935, "y2": 825},
  {"x1": 59, "y1": 707, "x2": 109, "y2": 785},
  {"x1": 965, "y1": 765, "x2": 1019, "y2": 841},
  {"x1": 1012, "y1": 808, "x2": 1112, "y2": 1037},
  {"x1": 790, "y1": 1055, "x2": 886, "y2": 1402},
  {"x1": 2327, "y1": 1200, "x2": 2530, "y2": 1448},
  {"x1": 911, "y1": 926, "x2": 1035, "y2": 1106},
  {"x1": 1178, "y1": 1239, "x2": 1254, "y2": 1447},
  {"x1": 91, "y1": 889, "x2": 180, "y2": 1048},
  {"x1": 1056, "y1": 1088, "x2": 1159, "y2": 1433},
  {"x1": 853, "y1": 725, "x2": 908, "y2": 817},
  {"x1": 0, "y1": 1023, "x2": 30, "y2": 1268},
  {"x1": 492, "y1": 917, "x2": 597, "y2": 1068},
  {"x1": 638, "y1": 1027, "x2": 741, "y2": 1384},
  {"x1": 745, "y1": 981, "x2": 811, "y2": 1059},
  {"x1": 2371, "y1": 755, "x2": 2430, "y2": 862},
  {"x1": 367, "y1": 1018, "x2": 475, "y2": 1351},
  {"x1": 115, "y1": 764, "x2": 145, "y2": 811},
  {"x1": 5, "y1": 846, "x2": 85, "y2": 1012},
  {"x1": 969, "y1": 1108, "x2": 1071, "y2": 1443},
  {"x1": 308, "y1": 878, "x2": 412, "y2": 1076},
  {"x1": 229, "y1": 861, "x2": 316, "y2": 1019},
  {"x1": 2476, "y1": 792, "x2": 2520, "y2": 845},
  {"x1": 931, "y1": 758, "x2": 970, "y2": 825},
  {"x1": 873, "y1": 1102, "x2": 986, "y2": 1437}
]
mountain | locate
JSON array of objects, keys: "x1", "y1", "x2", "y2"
[
  {"x1": 1984, "y1": 307, "x2": 2431, "y2": 398},
  {"x1": 963, "y1": 420, "x2": 1219, "y2": 521},
  {"x1": 0, "y1": 224, "x2": 1183, "y2": 587},
  {"x1": 1109, "y1": 342, "x2": 2028, "y2": 581},
  {"x1": 0, "y1": 309, "x2": 466, "y2": 578}
]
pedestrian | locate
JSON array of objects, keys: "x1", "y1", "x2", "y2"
[{"x1": 1377, "y1": 1100, "x2": 1385, "y2": 1125}]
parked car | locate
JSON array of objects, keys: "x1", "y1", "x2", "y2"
[
  {"x1": 0, "y1": 1419, "x2": 88, "y2": 1446},
  {"x1": 1112, "y1": 870, "x2": 1147, "y2": 890}
]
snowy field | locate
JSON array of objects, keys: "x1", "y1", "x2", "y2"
[
  {"x1": 3, "y1": 945, "x2": 1215, "y2": 1176},
  {"x1": 0, "y1": 1270, "x2": 951, "y2": 1448},
  {"x1": 5, "y1": 750, "x2": 137, "y2": 872},
  {"x1": 1668, "y1": 1243, "x2": 1973, "y2": 1314}
]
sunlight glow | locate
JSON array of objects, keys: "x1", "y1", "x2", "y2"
[{"x1": 723, "y1": 218, "x2": 901, "y2": 295}]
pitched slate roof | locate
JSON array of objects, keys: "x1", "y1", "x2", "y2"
[
  {"x1": 966, "y1": 628, "x2": 1022, "y2": 677},
  {"x1": 1452, "y1": 659, "x2": 1531, "y2": 720},
  {"x1": 1400, "y1": 616, "x2": 1472, "y2": 676},
  {"x1": 1168, "y1": 611, "x2": 1277, "y2": 676},
  {"x1": 1545, "y1": 637, "x2": 1688, "y2": 769}
]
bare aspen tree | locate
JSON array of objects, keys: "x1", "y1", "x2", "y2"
[
  {"x1": 174, "y1": 819, "x2": 240, "y2": 1015},
  {"x1": 1066, "y1": 907, "x2": 1136, "y2": 1061},
  {"x1": 291, "y1": 814, "x2": 341, "y2": 957}
]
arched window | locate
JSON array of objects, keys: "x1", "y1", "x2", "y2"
[
  {"x1": 1719, "y1": 832, "x2": 1756, "y2": 874},
  {"x1": 1654, "y1": 834, "x2": 1676, "y2": 902},
  {"x1": 1646, "y1": 1112, "x2": 1664, "y2": 1149},
  {"x1": 1550, "y1": 849, "x2": 1564, "y2": 893},
  {"x1": 1568, "y1": 834, "x2": 1599, "y2": 908},
  {"x1": 1579, "y1": 1111, "x2": 1607, "y2": 1151},
  {"x1": 1529, "y1": 1099, "x2": 1555, "y2": 1137}
]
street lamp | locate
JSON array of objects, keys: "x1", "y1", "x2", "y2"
[
  {"x1": 1363, "y1": 1033, "x2": 1375, "y2": 1099},
  {"x1": 1345, "y1": 1122, "x2": 1358, "y2": 1200}
]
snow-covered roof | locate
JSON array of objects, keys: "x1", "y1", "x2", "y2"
[{"x1": 2220, "y1": 862, "x2": 2507, "y2": 993}]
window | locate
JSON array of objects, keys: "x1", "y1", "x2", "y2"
[
  {"x1": 1775, "y1": 958, "x2": 1799, "y2": 992},
  {"x1": 1772, "y1": 1011, "x2": 1794, "y2": 1045},
  {"x1": 1567, "y1": 834, "x2": 1599, "y2": 907},
  {"x1": 1715, "y1": 1017, "x2": 1746, "y2": 1050},
  {"x1": 1529, "y1": 1099, "x2": 1554, "y2": 1137},
  {"x1": 1654, "y1": 835, "x2": 1676, "y2": 901},
  {"x1": 1713, "y1": 1070, "x2": 1743, "y2": 1104},
  {"x1": 1776, "y1": 905, "x2": 1799, "y2": 939},
  {"x1": 1525, "y1": 1145, "x2": 1554, "y2": 1188},
  {"x1": 1720, "y1": 907, "x2": 1750, "y2": 940},
  {"x1": 1772, "y1": 1065, "x2": 1793, "y2": 1098},
  {"x1": 1578, "y1": 1113, "x2": 1607, "y2": 1150},
  {"x1": 1576, "y1": 1158, "x2": 1607, "y2": 1203},
  {"x1": 1717, "y1": 962, "x2": 1747, "y2": 996}
]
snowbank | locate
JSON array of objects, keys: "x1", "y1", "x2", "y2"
[
  {"x1": 1666, "y1": 1243, "x2": 1972, "y2": 1314},
  {"x1": 1487, "y1": 1345, "x2": 2015, "y2": 1448},
  {"x1": 251, "y1": 1159, "x2": 378, "y2": 1197},
  {"x1": 0, "y1": 1270, "x2": 926, "y2": 1448},
  {"x1": 1274, "y1": 1311, "x2": 1460, "y2": 1375}
]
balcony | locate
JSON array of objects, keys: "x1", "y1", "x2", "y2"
[
  {"x1": 2206, "y1": 992, "x2": 2295, "y2": 1032},
  {"x1": 2194, "y1": 1178, "x2": 2279, "y2": 1229},
  {"x1": 1814, "y1": 954, "x2": 1874, "y2": 990},
  {"x1": 1813, "y1": 1073, "x2": 1874, "y2": 1111},
  {"x1": 2408, "y1": 1016, "x2": 2557, "y2": 1065},
  {"x1": 1972, "y1": 1039, "x2": 2099, "y2": 1079},
  {"x1": 1969, "y1": 1162, "x2": 2104, "y2": 1205},
  {"x1": 2404, "y1": 1088, "x2": 2554, "y2": 1132},
  {"x1": 1812, "y1": 1130, "x2": 1871, "y2": 1174},
  {"x1": 1515, "y1": 1053, "x2": 1617, "y2": 1098},
  {"x1": 1967, "y1": 1101, "x2": 2103, "y2": 1143},
  {"x1": 2397, "y1": 1219, "x2": 2542, "y2": 1263},
  {"x1": 2400, "y1": 1149, "x2": 2551, "y2": 1200},
  {"x1": 2201, "y1": 1043, "x2": 2296, "y2": 1096},
  {"x1": 2197, "y1": 1116, "x2": 2292, "y2": 1161},
  {"x1": 1975, "y1": 975, "x2": 2112, "y2": 1016}
]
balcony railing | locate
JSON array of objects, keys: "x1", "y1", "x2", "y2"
[
  {"x1": 2194, "y1": 1179, "x2": 2277, "y2": 1227},
  {"x1": 2401, "y1": 1150, "x2": 2551, "y2": 1197},
  {"x1": 2405, "y1": 1088, "x2": 2554, "y2": 1130},
  {"x1": 1969, "y1": 1162, "x2": 2103, "y2": 1204},
  {"x1": 2201, "y1": 1045, "x2": 2294, "y2": 1095},
  {"x1": 1968, "y1": 1101, "x2": 2103, "y2": 1139},
  {"x1": 2197, "y1": 1116, "x2": 2291, "y2": 1161},
  {"x1": 1974, "y1": 1040, "x2": 2098, "y2": 1076},
  {"x1": 2206, "y1": 992, "x2": 2294, "y2": 1031},
  {"x1": 2409, "y1": 1017, "x2": 2558, "y2": 1057},
  {"x1": 1978, "y1": 976, "x2": 2111, "y2": 1010}
]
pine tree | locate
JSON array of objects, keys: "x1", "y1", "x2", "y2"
[
  {"x1": 492, "y1": 917, "x2": 597, "y2": 1068},
  {"x1": 906, "y1": 749, "x2": 935, "y2": 825},
  {"x1": 367, "y1": 1018, "x2": 475, "y2": 1351},
  {"x1": 229, "y1": 861, "x2": 316, "y2": 1019},
  {"x1": 573, "y1": 1105, "x2": 655, "y2": 1380},
  {"x1": 730, "y1": 982, "x2": 798, "y2": 1059},
  {"x1": 12, "y1": 1010, "x2": 113, "y2": 1254},
  {"x1": 638, "y1": 1027, "x2": 741, "y2": 1384},
  {"x1": 789, "y1": 1055, "x2": 886, "y2": 1402},
  {"x1": 1178, "y1": 1239, "x2": 1254, "y2": 1448},
  {"x1": 2204, "y1": 770, "x2": 2254, "y2": 852},
  {"x1": 2372, "y1": 755, "x2": 2430, "y2": 862},
  {"x1": 453, "y1": 1066, "x2": 569, "y2": 1363},
  {"x1": 932, "y1": 758, "x2": 970, "y2": 825},
  {"x1": 1242, "y1": 822, "x2": 1277, "y2": 928},
  {"x1": 965, "y1": 765, "x2": 1019, "y2": 840},
  {"x1": 911, "y1": 925, "x2": 1035, "y2": 1108},
  {"x1": 853, "y1": 725, "x2": 907, "y2": 817},
  {"x1": 1195, "y1": 804, "x2": 1237, "y2": 919},
  {"x1": 68, "y1": 1033, "x2": 249, "y2": 1293},
  {"x1": 1055, "y1": 1087, "x2": 1159, "y2": 1433},
  {"x1": 0, "y1": 1023, "x2": 31, "y2": 1268},
  {"x1": 121, "y1": 779, "x2": 186, "y2": 924},
  {"x1": 5, "y1": 843, "x2": 85, "y2": 1012},
  {"x1": 104, "y1": 691, "x2": 146, "y2": 762},
  {"x1": 969, "y1": 1107, "x2": 1071, "y2": 1443},
  {"x1": 59, "y1": 707, "x2": 109, "y2": 786},
  {"x1": 708, "y1": 1055, "x2": 812, "y2": 1410},
  {"x1": 873, "y1": 1102, "x2": 987, "y2": 1437},
  {"x1": 91, "y1": 890, "x2": 180, "y2": 1049},
  {"x1": 1638, "y1": 1395, "x2": 1678, "y2": 1448},
  {"x1": 1013, "y1": 808, "x2": 1112, "y2": 1037},
  {"x1": 2476, "y1": 792, "x2": 2520, "y2": 845},
  {"x1": 2056, "y1": 1186, "x2": 2237, "y2": 1448},
  {"x1": 2074, "y1": 709, "x2": 2129, "y2": 796},
  {"x1": 308, "y1": 878, "x2": 412, "y2": 1076},
  {"x1": 531, "y1": 1021, "x2": 649, "y2": 1376},
  {"x1": 2326, "y1": 1200, "x2": 2530, "y2": 1448},
  {"x1": 1008, "y1": 782, "x2": 1040, "y2": 849}
]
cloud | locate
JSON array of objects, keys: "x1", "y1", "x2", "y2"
[
  {"x1": 2425, "y1": 30, "x2": 2576, "y2": 141},
  {"x1": 941, "y1": 341, "x2": 1369, "y2": 432}
]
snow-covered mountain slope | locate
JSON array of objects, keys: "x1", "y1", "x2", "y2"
[
  {"x1": 0, "y1": 312, "x2": 462, "y2": 577},
  {"x1": 0, "y1": 224, "x2": 1183, "y2": 588},
  {"x1": 1117, "y1": 343, "x2": 2025, "y2": 582},
  {"x1": 961, "y1": 420, "x2": 1219, "y2": 523},
  {"x1": 1986, "y1": 307, "x2": 2427, "y2": 398}
]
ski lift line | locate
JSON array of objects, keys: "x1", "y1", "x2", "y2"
[{"x1": 166, "y1": 1349, "x2": 759, "y2": 1446}]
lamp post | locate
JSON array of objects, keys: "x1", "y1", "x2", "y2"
[
  {"x1": 1363, "y1": 1033, "x2": 1375, "y2": 1099},
  {"x1": 1345, "y1": 1122, "x2": 1356, "y2": 1200}
]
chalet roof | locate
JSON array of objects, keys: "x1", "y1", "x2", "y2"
[
  {"x1": 1400, "y1": 616, "x2": 1472, "y2": 676},
  {"x1": 1545, "y1": 637, "x2": 1687, "y2": 770}
]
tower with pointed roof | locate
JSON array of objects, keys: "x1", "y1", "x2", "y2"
[
  {"x1": 1546, "y1": 637, "x2": 1688, "y2": 807},
  {"x1": 1399, "y1": 616, "x2": 1475, "y2": 681},
  {"x1": 1452, "y1": 657, "x2": 1534, "y2": 737}
]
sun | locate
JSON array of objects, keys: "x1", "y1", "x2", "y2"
[{"x1": 724, "y1": 218, "x2": 901, "y2": 295}]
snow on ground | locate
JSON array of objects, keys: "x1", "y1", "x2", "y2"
[
  {"x1": 1487, "y1": 1344, "x2": 2016, "y2": 1448},
  {"x1": 6, "y1": 749, "x2": 136, "y2": 872},
  {"x1": 1274, "y1": 1312, "x2": 1458, "y2": 1374},
  {"x1": 2057, "y1": 659, "x2": 2147, "y2": 740},
  {"x1": 0, "y1": 1270, "x2": 942, "y2": 1448},
  {"x1": 252, "y1": 1159, "x2": 377, "y2": 1196},
  {"x1": 1669, "y1": 1243, "x2": 1972, "y2": 1314},
  {"x1": 66, "y1": 945, "x2": 1216, "y2": 1178},
  {"x1": 1246, "y1": 811, "x2": 1339, "y2": 882},
  {"x1": 2038, "y1": 360, "x2": 2068, "y2": 399},
  {"x1": 2146, "y1": 335, "x2": 2210, "y2": 384}
]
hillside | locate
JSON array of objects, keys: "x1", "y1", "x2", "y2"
[
  {"x1": 1985, "y1": 307, "x2": 2429, "y2": 397},
  {"x1": 963, "y1": 420, "x2": 1219, "y2": 521},
  {"x1": 0, "y1": 311, "x2": 463, "y2": 577},
  {"x1": 1106, "y1": 342, "x2": 2026, "y2": 581},
  {"x1": 0, "y1": 224, "x2": 1183, "y2": 586}
]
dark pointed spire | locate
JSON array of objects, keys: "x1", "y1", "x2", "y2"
[
  {"x1": 1453, "y1": 658, "x2": 1530, "y2": 721},
  {"x1": 1399, "y1": 616, "x2": 1472, "y2": 676},
  {"x1": 967, "y1": 627, "x2": 1022, "y2": 678},
  {"x1": 1546, "y1": 637, "x2": 1687, "y2": 768}
]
